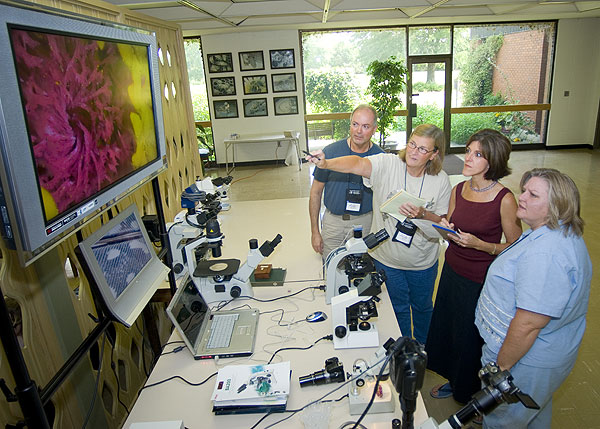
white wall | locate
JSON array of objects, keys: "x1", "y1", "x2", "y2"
[
  {"x1": 201, "y1": 30, "x2": 307, "y2": 164},
  {"x1": 547, "y1": 18, "x2": 600, "y2": 146}
]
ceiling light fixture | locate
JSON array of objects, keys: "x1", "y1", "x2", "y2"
[
  {"x1": 410, "y1": 0, "x2": 451, "y2": 19},
  {"x1": 322, "y1": 0, "x2": 330, "y2": 23},
  {"x1": 178, "y1": 0, "x2": 237, "y2": 26}
]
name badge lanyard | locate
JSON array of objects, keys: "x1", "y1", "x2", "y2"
[{"x1": 392, "y1": 169, "x2": 425, "y2": 247}]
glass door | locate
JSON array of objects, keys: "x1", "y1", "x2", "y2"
[{"x1": 406, "y1": 55, "x2": 452, "y2": 152}]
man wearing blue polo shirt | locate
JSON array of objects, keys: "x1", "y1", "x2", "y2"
[{"x1": 309, "y1": 104, "x2": 384, "y2": 259}]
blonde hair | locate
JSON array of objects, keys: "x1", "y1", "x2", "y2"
[
  {"x1": 399, "y1": 124, "x2": 445, "y2": 175},
  {"x1": 520, "y1": 168, "x2": 584, "y2": 236}
]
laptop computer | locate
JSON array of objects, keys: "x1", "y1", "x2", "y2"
[{"x1": 166, "y1": 275, "x2": 259, "y2": 359}]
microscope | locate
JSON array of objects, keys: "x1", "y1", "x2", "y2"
[
  {"x1": 331, "y1": 290, "x2": 381, "y2": 349},
  {"x1": 189, "y1": 231, "x2": 283, "y2": 304},
  {"x1": 168, "y1": 184, "x2": 223, "y2": 279},
  {"x1": 324, "y1": 226, "x2": 389, "y2": 304},
  {"x1": 195, "y1": 176, "x2": 233, "y2": 211}
]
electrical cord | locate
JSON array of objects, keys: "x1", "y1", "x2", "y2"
[
  {"x1": 215, "y1": 285, "x2": 323, "y2": 311},
  {"x1": 109, "y1": 340, "x2": 131, "y2": 415},
  {"x1": 230, "y1": 169, "x2": 267, "y2": 185},
  {"x1": 267, "y1": 335, "x2": 332, "y2": 364},
  {"x1": 136, "y1": 319, "x2": 152, "y2": 377},
  {"x1": 81, "y1": 332, "x2": 107, "y2": 429},
  {"x1": 161, "y1": 345, "x2": 187, "y2": 355},
  {"x1": 139, "y1": 371, "x2": 217, "y2": 393},
  {"x1": 251, "y1": 393, "x2": 349, "y2": 429},
  {"x1": 262, "y1": 354, "x2": 388, "y2": 429},
  {"x1": 351, "y1": 351, "x2": 394, "y2": 429}
]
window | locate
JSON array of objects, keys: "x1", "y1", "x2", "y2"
[
  {"x1": 183, "y1": 38, "x2": 215, "y2": 162},
  {"x1": 302, "y1": 29, "x2": 407, "y2": 149}
]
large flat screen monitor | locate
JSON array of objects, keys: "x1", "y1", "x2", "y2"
[
  {"x1": 0, "y1": 3, "x2": 167, "y2": 266},
  {"x1": 76, "y1": 204, "x2": 169, "y2": 327}
]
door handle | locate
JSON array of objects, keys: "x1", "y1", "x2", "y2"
[{"x1": 409, "y1": 103, "x2": 418, "y2": 118}]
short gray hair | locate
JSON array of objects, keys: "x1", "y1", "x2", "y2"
[{"x1": 351, "y1": 104, "x2": 378, "y2": 127}]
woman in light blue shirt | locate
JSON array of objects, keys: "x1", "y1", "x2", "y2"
[{"x1": 475, "y1": 168, "x2": 592, "y2": 428}]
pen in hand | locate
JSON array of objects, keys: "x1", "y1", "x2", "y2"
[{"x1": 302, "y1": 150, "x2": 321, "y2": 161}]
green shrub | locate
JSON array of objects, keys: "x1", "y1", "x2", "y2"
[
  {"x1": 451, "y1": 113, "x2": 500, "y2": 145},
  {"x1": 413, "y1": 81, "x2": 443, "y2": 92},
  {"x1": 460, "y1": 35, "x2": 503, "y2": 106}
]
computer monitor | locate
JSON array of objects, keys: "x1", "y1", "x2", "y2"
[
  {"x1": 0, "y1": 3, "x2": 167, "y2": 266},
  {"x1": 77, "y1": 204, "x2": 169, "y2": 327}
]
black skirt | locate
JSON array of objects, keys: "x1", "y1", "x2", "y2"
[{"x1": 425, "y1": 261, "x2": 484, "y2": 404}]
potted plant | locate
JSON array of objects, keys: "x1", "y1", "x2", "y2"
[{"x1": 366, "y1": 56, "x2": 408, "y2": 148}]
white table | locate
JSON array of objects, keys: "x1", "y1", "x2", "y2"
[
  {"x1": 125, "y1": 198, "x2": 429, "y2": 429},
  {"x1": 223, "y1": 132, "x2": 302, "y2": 173}
]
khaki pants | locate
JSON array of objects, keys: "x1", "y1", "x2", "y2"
[{"x1": 321, "y1": 209, "x2": 374, "y2": 260}]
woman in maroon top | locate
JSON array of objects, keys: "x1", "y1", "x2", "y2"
[{"x1": 426, "y1": 129, "x2": 522, "y2": 404}]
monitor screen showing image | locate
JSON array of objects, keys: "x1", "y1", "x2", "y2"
[
  {"x1": 77, "y1": 204, "x2": 169, "y2": 327},
  {"x1": 0, "y1": 3, "x2": 167, "y2": 266},
  {"x1": 9, "y1": 27, "x2": 160, "y2": 225},
  {"x1": 90, "y1": 212, "x2": 152, "y2": 300}
]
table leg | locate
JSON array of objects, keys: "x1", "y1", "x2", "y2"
[{"x1": 294, "y1": 138, "x2": 301, "y2": 171}]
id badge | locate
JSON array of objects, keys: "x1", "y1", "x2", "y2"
[
  {"x1": 345, "y1": 189, "x2": 363, "y2": 213},
  {"x1": 393, "y1": 219, "x2": 417, "y2": 247}
]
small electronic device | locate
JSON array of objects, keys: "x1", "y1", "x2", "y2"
[
  {"x1": 306, "y1": 311, "x2": 327, "y2": 323},
  {"x1": 76, "y1": 204, "x2": 170, "y2": 327},
  {"x1": 431, "y1": 224, "x2": 460, "y2": 241},
  {"x1": 166, "y1": 275, "x2": 259, "y2": 359}
]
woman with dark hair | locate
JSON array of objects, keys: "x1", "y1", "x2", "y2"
[
  {"x1": 426, "y1": 129, "x2": 522, "y2": 404},
  {"x1": 306, "y1": 124, "x2": 452, "y2": 344},
  {"x1": 475, "y1": 168, "x2": 591, "y2": 427}
]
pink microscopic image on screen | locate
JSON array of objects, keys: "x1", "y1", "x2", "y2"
[{"x1": 10, "y1": 28, "x2": 158, "y2": 223}]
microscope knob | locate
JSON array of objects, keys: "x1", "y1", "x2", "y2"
[
  {"x1": 338, "y1": 285, "x2": 349, "y2": 295},
  {"x1": 334, "y1": 325, "x2": 347, "y2": 338},
  {"x1": 358, "y1": 321, "x2": 371, "y2": 331},
  {"x1": 173, "y1": 263, "x2": 184, "y2": 274},
  {"x1": 230, "y1": 286, "x2": 242, "y2": 298}
]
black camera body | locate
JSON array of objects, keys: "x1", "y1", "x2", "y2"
[{"x1": 299, "y1": 357, "x2": 345, "y2": 387}]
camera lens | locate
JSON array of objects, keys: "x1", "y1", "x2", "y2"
[{"x1": 299, "y1": 370, "x2": 327, "y2": 387}]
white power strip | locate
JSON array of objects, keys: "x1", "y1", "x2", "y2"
[{"x1": 348, "y1": 377, "x2": 396, "y2": 415}]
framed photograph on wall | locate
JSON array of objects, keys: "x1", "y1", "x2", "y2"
[
  {"x1": 210, "y1": 77, "x2": 236, "y2": 96},
  {"x1": 243, "y1": 98, "x2": 268, "y2": 117},
  {"x1": 269, "y1": 49, "x2": 295, "y2": 69},
  {"x1": 274, "y1": 96, "x2": 298, "y2": 116},
  {"x1": 207, "y1": 53, "x2": 233, "y2": 73},
  {"x1": 242, "y1": 75, "x2": 268, "y2": 95},
  {"x1": 213, "y1": 100, "x2": 238, "y2": 119},
  {"x1": 271, "y1": 73, "x2": 296, "y2": 93},
  {"x1": 239, "y1": 51, "x2": 264, "y2": 71}
]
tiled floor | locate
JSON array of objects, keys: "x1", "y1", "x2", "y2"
[{"x1": 207, "y1": 147, "x2": 600, "y2": 427}]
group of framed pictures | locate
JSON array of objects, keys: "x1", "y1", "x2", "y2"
[
  {"x1": 210, "y1": 73, "x2": 296, "y2": 97},
  {"x1": 213, "y1": 96, "x2": 298, "y2": 119},
  {"x1": 208, "y1": 48, "x2": 298, "y2": 119},
  {"x1": 207, "y1": 49, "x2": 295, "y2": 73}
]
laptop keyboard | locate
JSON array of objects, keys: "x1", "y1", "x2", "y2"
[{"x1": 206, "y1": 313, "x2": 239, "y2": 349}]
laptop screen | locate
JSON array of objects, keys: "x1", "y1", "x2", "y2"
[{"x1": 170, "y1": 278, "x2": 209, "y2": 349}]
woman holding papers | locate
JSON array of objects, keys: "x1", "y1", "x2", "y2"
[
  {"x1": 426, "y1": 129, "x2": 522, "y2": 405},
  {"x1": 306, "y1": 124, "x2": 451, "y2": 344}
]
